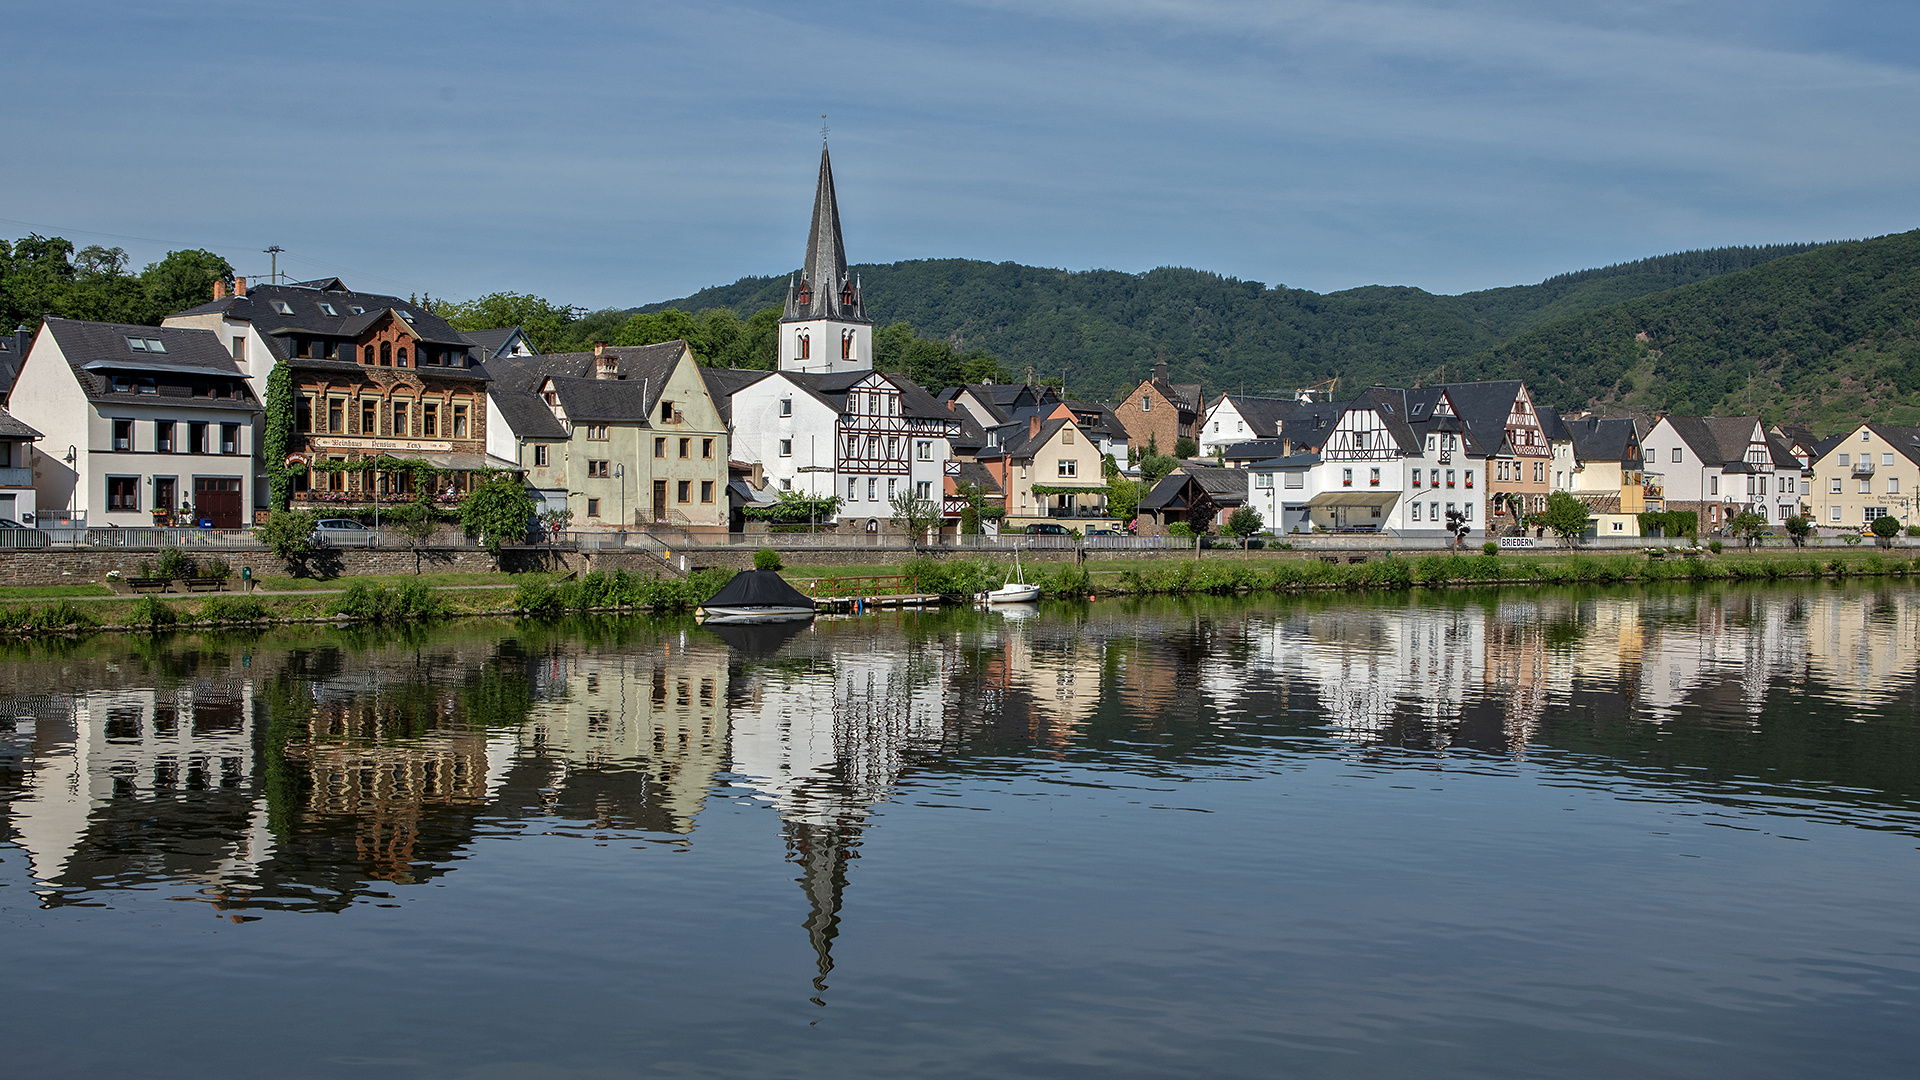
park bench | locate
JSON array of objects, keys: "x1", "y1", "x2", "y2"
[
  {"x1": 183, "y1": 577, "x2": 229, "y2": 593},
  {"x1": 126, "y1": 578, "x2": 171, "y2": 594}
]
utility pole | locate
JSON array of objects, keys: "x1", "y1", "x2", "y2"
[{"x1": 264, "y1": 246, "x2": 284, "y2": 284}]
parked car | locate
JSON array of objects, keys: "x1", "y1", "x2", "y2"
[
  {"x1": 310, "y1": 518, "x2": 377, "y2": 547},
  {"x1": 1020, "y1": 522, "x2": 1072, "y2": 536}
]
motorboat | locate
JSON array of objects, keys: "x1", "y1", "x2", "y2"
[{"x1": 695, "y1": 569, "x2": 818, "y2": 624}]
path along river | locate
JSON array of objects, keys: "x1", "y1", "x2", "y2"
[{"x1": 3, "y1": 582, "x2": 1918, "y2": 1078}]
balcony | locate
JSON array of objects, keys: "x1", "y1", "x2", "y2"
[
  {"x1": 0, "y1": 466, "x2": 30, "y2": 487},
  {"x1": 1853, "y1": 459, "x2": 1876, "y2": 475}
]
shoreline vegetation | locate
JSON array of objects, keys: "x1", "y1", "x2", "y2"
[{"x1": 2, "y1": 550, "x2": 1917, "y2": 637}]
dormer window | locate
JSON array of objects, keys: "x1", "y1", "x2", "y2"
[
  {"x1": 796, "y1": 283, "x2": 812, "y2": 306},
  {"x1": 127, "y1": 337, "x2": 145, "y2": 351},
  {"x1": 273, "y1": 301, "x2": 294, "y2": 315}
]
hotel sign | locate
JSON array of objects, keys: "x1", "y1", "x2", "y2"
[{"x1": 310, "y1": 437, "x2": 454, "y2": 453}]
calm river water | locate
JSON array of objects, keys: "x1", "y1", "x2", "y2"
[{"x1": 4, "y1": 584, "x2": 1919, "y2": 1078}]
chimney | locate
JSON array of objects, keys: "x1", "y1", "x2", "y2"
[
  {"x1": 594, "y1": 344, "x2": 618, "y2": 380},
  {"x1": 14, "y1": 325, "x2": 30, "y2": 362},
  {"x1": 1154, "y1": 352, "x2": 1168, "y2": 384},
  {"x1": 234, "y1": 276, "x2": 248, "y2": 298},
  {"x1": 212, "y1": 279, "x2": 227, "y2": 301},
  {"x1": 1029, "y1": 415, "x2": 1042, "y2": 441}
]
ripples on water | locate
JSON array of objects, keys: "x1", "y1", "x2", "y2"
[{"x1": 3, "y1": 583, "x2": 1919, "y2": 1078}]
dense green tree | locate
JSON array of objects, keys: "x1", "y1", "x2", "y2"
[
  {"x1": 432, "y1": 292, "x2": 582, "y2": 353},
  {"x1": 263, "y1": 360, "x2": 296, "y2": 511},
  {"x1": 1224, "y1": 506, "x2": 1264, "y2": 537},
  {"x1": 460, "y1": 476, "x2": 536, "y2": 558},
  {"x1": 1534, "y1": 491, "x2": 1595, "y2": 546}
]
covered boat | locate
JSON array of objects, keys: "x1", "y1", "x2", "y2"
[{"x1": 696, "y1": 569, "x2": 817, "y2": 624}]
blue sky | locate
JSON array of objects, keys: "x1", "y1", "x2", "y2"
[{"x1": 4, "y1": 0, "x2": 1916, "y2": 311}]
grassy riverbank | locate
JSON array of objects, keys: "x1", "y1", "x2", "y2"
[{"x1": 1, "y1": 549, "x2": 1912, "y2": 635}]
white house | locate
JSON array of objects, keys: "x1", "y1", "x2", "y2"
[
  {"x1": 1641, "y1": 416, "x2": 1799, "y2": 532},
  {"x1": 13, "y1": 318, "x2": 261, "y2": 528},
  {"x1": 0, "y1": 407, "x2": 42, "y2": 525},
  {"x1": 1199, "y1": 395, "x2": 1299, "y2": 455}
]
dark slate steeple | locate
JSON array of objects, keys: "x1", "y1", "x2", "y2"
[{"x1": 783, "y1": 142, "x2": 867, "y2": 325}]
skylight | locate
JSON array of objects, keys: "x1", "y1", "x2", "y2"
[
  {"x1": 320, "y1": 303, "x2": 338, "y2": 316},
  {"x1": 146, "y1": 338, "x2": 166, "y2": 352},
  {"x1": 273, "y1": 301, "x2": 294, "y2": 315},
  {"x1": 350, "y1": 306, "x2": 365, "y2": 315},
  {"x1": 126, "y1": 337, "x2": 166, "y2": 352},
  {"x1": 127, "y1": 337, "x2": 146, "y2": 350}
]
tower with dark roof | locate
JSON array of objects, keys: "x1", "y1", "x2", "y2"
[{"x1": 779, "y1": 142, "x2": 872, "y2": 374}]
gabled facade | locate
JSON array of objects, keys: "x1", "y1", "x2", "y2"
[
  {"x1": 0, "y1": 406, "x2": 43, "y2": 524},
  {"x1": 1561, "y1": 414, "x2": 1655, "y2": 536},
  {"x1": 1199, "y1": 395, "x2": 1298, "y2": 454},
  {"x1": 165, "y1": 277, "x2": 503, "y2": 508},
  {"x1": 14, "y1": 318, "x2": 260, "y2": 527},
  {"x1": 1810, "y1": 424, "x2": 1920, "y2": 531},
  {"x1": 460, "y1": 327, "x2": 539, "y2": 362},
  {"x1": 779, "y1": 143, "x2": 871, "y2": 375},
  {"x1": 980, "y1": 407, "x2": 1108, "y2": 529},
  {"x1": 1641, "y1": 416, "x2": 1799, "y2": 531},
  {"x1": 1438, "y1": 381, "x2": 1550, "y2": 533},
  {"x1": 1115, "y1": 356, "x2": 1203, "y2": 455}
]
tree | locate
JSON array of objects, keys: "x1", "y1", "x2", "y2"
[
  {"x1": 1224, "y1": 506, "x2": 1264, "y2": 538},
  {"x1": 257, "y1": 509, "x2": 320, "y2": 574},
  {"x1": 262, "y1": 360, "x2": 296, "y2": 511},
  {"x1": 1533, "y1": 490, "x2": 1593, "y2": 547},
  {"x1": 460, "y1": 476, "x2": 536, "y2": 559},
  {"x1": 1784, "y1": 515, "x2": 1813, "y2": 547},
  {"x1": 140, "y1": 249, "x2": 233, "y2": 321},
  {"x1": 384, "y1": 500, "x2": 440, "y2": 572},
  {"x1": 433, "y1": 292, "x2": 582, "y2": 353},
  {"x1": 1173, "y1": 436, "x2": 1198, "y2": 460},
  {"x1": 1727, "y1": 509, "x2": 1770, "y2": 548},
  {"x1": 1139, "y1": 452, "x2": 1179, "y2": 486},
  {"x1": 1106, "y1": 476, "x2": 1144, "y2": 523},
  {"x1": 889, "y1": 490, "x2": 943, "y2": 546},
  {"x1": 615, "y1": 308, "x2": 700, "y2": 352},
  {"x1": 1871, "y1": 513, "x2": 1901, "y2": 546}
]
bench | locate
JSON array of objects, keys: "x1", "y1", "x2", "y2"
[
  {"x1": 1347, "y1": 556, "x2": 1368, "y2": 564},
  {"x1": 126, "y1": 578, "x2": 172, "y2": 594},
  {"x1": 183, "y1": 577, "x2": 229, "y2": 593}
]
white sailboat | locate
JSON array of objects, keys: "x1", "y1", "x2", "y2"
[{"x1": 983, "y1": 548, "x2": 1041, "y2": 605}]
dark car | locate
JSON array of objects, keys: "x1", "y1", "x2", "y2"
[
  {"x1": 1020, "y1": 522, "x2": 1072, "y2": 536},
  {"x1": 310, "y1": 518, "x2": 377, "y2": 547}
]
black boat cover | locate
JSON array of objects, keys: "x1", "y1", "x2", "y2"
[
  {"x1": 702, "y1": 618, "x2": 812, "y2": 656},
  {"x1": 702, "y1": 569, "x2": 816, "y2": 610}
]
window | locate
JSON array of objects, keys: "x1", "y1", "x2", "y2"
[
  {"x1": 1866, "y1": 506, "x2": 1888, "y2": 524},
  {"x1": 654, "y1": 437, "x2": 666, "y2": 458},
  {"x1": 112, "y1": 419, "x2": 133, "y2": 451},
  {"x1": 1342, "y1": 468, "x2": 1353, "y2": 487},
  {"x1": 381, "y1": 341, "x2": 392, "y2": 366},
  {"x1": 297, "y1": 397, "x2": 313, "y2": 433},
  {"x1": 677, "y1": 480, "x2": 691, "y2": 503},
  {"x1": 797, "y1": 332, "x2": 809, "y2": 361},
  {"x1": 780, "y1": 398, "x2": 793, "y2": 417},
  {"x1": 422, "y1": 404, "x2": 438, "y2": 436},
  {"x1": 1141, "y1": 396, "x2": 1151, "y2": 411},
  {"x1": 396, "y1": 348, "x2": 408, "y2": 368},
  {"x1": 1059, "y1": 459, "x2": 1077, "y2": 478},
  {"x1": 1709, "y1": 476, "x2": 1718, "y2": 496},
  {"x1": 1534, "y1": 462, "x2": 1544, "y2": 483},
  {"x1": 391, "y1": 402, "x2": 408, "y2": 436},
  {"x1": 848, "y1": 478, "x2": 859, "y2": 501},
  {"x1": 1063, "y1": 428, "x2": 1075, "y2": 445},
  {"x1": 1463, "y1": 503, "x2": 1473, "y2": 521},
  {"x1": 363, "y1": 345, "x2": 377, "y2": 364},
  {"x1": 867, "y1": 478, "x2": 877, "y2": 501},
  {"x1": 1831, "y1": 506, "x2": 1841, "y2": 522},
  {"x1": 220, "y1": 425, "x2": 238, "y2": 455},
  {"x1": 662, "y1": 401, "x2": 677, "y2": 424},
  {"x1": 1283, "y1": 473, "x2": 1303, "y2": 489},
  {"x1": 1254, "y1": 472, "x2": 1273, "y2": 489},
  {"x1": 107, "y1": 476, "x2": 138, "y2": 511},
  {"x1": 325, "y1": 399, "x2": 344, "y2": 433},
  {"x1": 1430, "y1": 469, "x2": 1439, "y2": 486},
  {"x1": 361, "y1": 400, "x2": 377, "y2": 434},
  {"x1": 1672, "y1": 448, "x2": 1682, "y2": 463},
  {"x1": 1839, "y1": 453, "x2": 1851, "y2": 467},
  {"x1": 917, "y1": 480, "x2": 933, "y2": 499},
  {"x1": 1445, "y1": 469, "x2": 1455, "y2": 488},
  {"x1": 153, "y1": 476, "x2": 176, "y2": 512},
  {"x1": 679, "y1": 437, "x2": 690, "y2": 459},
  {"x1": 1412, "y1": 503, "x2": 1422, "y2": 521},
  {"x1": 1412, "y1": 470, "x2": 1422, "y2": 488},
  {"x1": 230, "y1": 336, "x2": 246, "y2": 361},
  {"x1": 1892, "y1": 478, "x2": 1902, "y2": 495},
  {"x1": 1831, "y1": 477, "x2": 1842, "y2": 493},
  {"x1": 780, "y1": 478, "x2": 792, "y2": 491},
  {"x1": 887, "y1": 478, "x2": 897, "y2": 499},
  {"x1": 842, "y1": 332, "x2": 853, "y2": 361},
  {"x1": 1885, "y1": 453, "x2": 1897, "y2": 467},
  {"x1": 702, "y1": 438, "x2": 714, "y2": 459},
  {"x1": 588, "y1": 460, "x2": 609, "y2": 478},
  {"x1": 587, "y1": 498, "x2": 600, "y2": 518},
  {"x1": 533, "y1": 444, "x2": 549, "y2": 467},
  {"x1": 185, "y1": 423, "x2": 205, "y2": 454},
  {"x1": 701, "y1": 480, "x2": 715, "y2": 502},
  {"x1": 1465, "y1": 470, "x2": 1474, "y2": 489},
  {"x1": 320, "y1": 303, "x2": 337, "y2": 316},
  {"x1": 272, "y1": 301, "x2": 294, "y2": 315},
  {"x1": 1369, "y1": 467, "x2": 1380, "y2": 487},
  {"x1": 1862, "y1": 430, "x2": 1872, "y2": 441},
  {"x1": 350, "y1": 305, "x2": 364, "y2": 315},
  {"x1": 917, "y1": 440, "x2": 931, "y2": 460},
  {"x1": 586, "y1": 425, "x2": 608, "y2": 440},
  {"x1": 155, "y1": 421, "x2": 174, "y2": 453},
  {"x1": 1860, "y1": 479, "x2": 1872, "y2": 494},
  {"x1": 1426, "y1": 435, "x2": 1436, "y2": 451}
]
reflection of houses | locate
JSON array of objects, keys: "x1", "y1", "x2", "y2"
[{"x1": 1804, "y1": 589, "x2": 1920, "y2": 704}]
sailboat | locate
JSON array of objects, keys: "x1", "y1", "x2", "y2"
[{"x1": 983, "y1": 548, "x2": 1041, "y2": 605}]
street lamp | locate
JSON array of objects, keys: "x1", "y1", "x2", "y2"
[{"x1": 614, "y1": 462, "x2": 626, "y2": 539}]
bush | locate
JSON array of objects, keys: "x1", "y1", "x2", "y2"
[
  {"x1": 754, "y1": 548, "x2": 784, "y2": 571},
  {"x1": 1482, "y1": 541, "x2": 1499, "y2": 556},
  {"x1": 197, "y1": 556, "x2": 232, "y2": 580},
  {"x1": 1707, "y1": 540, "x2": 1724, "y2": 554},
  {"x1": 21, "y1": 601, "x2": 100, "y2": 632},
  {"x1": 154, "y1": 547, "x2": 193, "y2": 579},
  {"x1": 199, "y1": 595, "x2": 270, "y2": 623},
  {"x1": 1167, "y1": 522, "x2": 1195, "y2": 538},
  {"x1": 513, "y1": 581, "x2": 565, "y2": 618},
  {"x1": 130, "y1": 595, "x2": 179, "y2": 629},
  {"x1": 326, "y1": 580, "x2": 450, "y2": 623}
]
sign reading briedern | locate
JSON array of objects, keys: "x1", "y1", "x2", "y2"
[{"x1": 1497, "y1": 536, "x2": 1536, "y2": 549}]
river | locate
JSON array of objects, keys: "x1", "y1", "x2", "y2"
[{"x1": 3, "y1": 583, "x2": 1918, "y2": 1078}]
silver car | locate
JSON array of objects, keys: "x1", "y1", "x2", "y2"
[{"x1": 310, "y1": 518, "x2": 377, "y2": 547}]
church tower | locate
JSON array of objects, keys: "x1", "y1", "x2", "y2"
[{"x1": 779, "y1": 141, "x2": 872, "y2": 373}]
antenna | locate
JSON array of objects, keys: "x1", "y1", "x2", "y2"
[
  {"x1": 820, "y1": 114, "x2": 829, "y2": 142},
  {"x1": 264, "y1": 245, "x2": 284, "y2": 284}
]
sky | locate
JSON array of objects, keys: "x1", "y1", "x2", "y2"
[{"x1": 4, "y1": 0, "x2": 1917, "y2": 311}]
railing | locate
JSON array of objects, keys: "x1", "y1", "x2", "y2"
[
  {"x1": 1854, "y1": 459, "x2": 1876, "y2": 475},
  {"x1": 0, "y1": 528, "x2": 50, "y2": 549},
  {"x1": 1046, "y1": 507, "x2": 1113, "y2": 518},
  {"x1": 62, "y1": 527, "x2": 261, "y2": 548},
  {"x1": 0, "y1": 466, "x2": 31, "y2": 487}
]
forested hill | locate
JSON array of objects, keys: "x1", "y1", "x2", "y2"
[
  {"x1": 1465, "y1": 230, "x2": 1920, "y2": 430},
  {"x1": 641, "y1": 242, "x2": 1830, "y2": 403}
]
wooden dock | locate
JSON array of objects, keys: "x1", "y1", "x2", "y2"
[{"x1": 802, "y1": 575, "x2": 945, "y2": 613}]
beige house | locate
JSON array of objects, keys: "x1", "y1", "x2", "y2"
[
  {"x1": 981, "y1": 406, "x2": 1109, "y2": 530},
  {"x1": 1811, "y1": 424, "x2": 1920, "y2": 532}
]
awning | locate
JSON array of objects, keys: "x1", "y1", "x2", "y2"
[
  {"x1": 359, "y1": 449, "x2": 523, "y2": 472},
  {"x1": 1305, "y1": 491, "x2": 1403, "y2": 508}
]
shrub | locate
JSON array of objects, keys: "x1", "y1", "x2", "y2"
[
  {"x1": 1844, "y1": 534, "x2": 1863, "y2": 546},
  {"x1": 1482, "y1": 541, "x2": 1499, "y2": 556},
  {"x1": 1168, "y1": 522, "x2": 1195, "y2": 538},
  {"x1": 130, "y1": 595, "x2": 179, "y2": 629},
  {"x1": 326, "y1": 580, "x2": 450, "y2": 623},
  {"x1": 1707, "y1": 540, "x2": 1724, "y2": 554},
  {"x1": 198, "y1": 556, "x2": 233, "y2": 580},
  {"x1": 513, "y1": 581, "x2": 564, "y2": 618},
  {"x1": 199, "y1": 595, "x2": 270, "y2": 623},
  {"x1": 155, "y1": 547, "x2": 193, "y2": 579},
  {"x1": 26, "y1": 601, "x2": 100, "y2": 632},
  {"x1": 754, "y1": 547, "x2": 784, "y2": 571}
]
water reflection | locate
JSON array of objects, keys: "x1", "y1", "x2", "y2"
[{"x1": 6, "y1": 582, "x2": 1920, "y2": 935}]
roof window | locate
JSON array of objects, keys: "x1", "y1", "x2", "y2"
[
  {"x1": 273, "y1": 301, "x2": 294, "y2": 315},
  {"x1": 320, "y1": 303, "x2": 338, "y2": 316},
  {"x1": 350, "y1": 306, "x2": 365, "y2": 314},
  {"x1": 126, "y1": 337, "x2": 167, "y2": 352}
]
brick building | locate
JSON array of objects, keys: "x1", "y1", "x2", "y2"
[{"x1": 1115, "y1": 357, "x2": 1203, "y2": 457}]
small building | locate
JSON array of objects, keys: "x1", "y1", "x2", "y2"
[
  {"x1": 0, "y1": 406, "x2": 42, "y2": 525},
  {"x1": 1114, "y1": 356, "x2": 1203, "y2": 455},
  {"x1": 1810, "y1": 424, "x2": 1920, "y2": 532},
  {"x1": 1138, "y1": 467, "x2": 1246, "y2": 535},
  {"x1": 978, "y1": 407, "x2": 1109, "y2": 530},
  {"x1": 13, "y1": 318, "x2": 261, "y2": 527}
]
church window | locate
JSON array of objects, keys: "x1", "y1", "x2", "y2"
[
  {"x1": 380, "y1": 341, "x2": 392, "y2": 366},
  {"x1": 797, "y1": 332, "x2": 810, "y2": 361},
  {"x1": 842, "y1": 329, "x2": 853, "y2": 361},
  {"x1": 796, "y1": 283, "x2": 812, "y2": 306}
]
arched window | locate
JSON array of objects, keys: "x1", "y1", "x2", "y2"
[
  {"x1": 380, "y1": 341, "x2": 392, "y2": 366},
  {"x1": 396, "y1": 348, "x2": 408, "y2": 367},
  {"x1": 841, "y1": 329, "x2": 854, "y2": 361},
  {"x1": 795, "y1": 283, "x2": 812, "y2": 306},
  {"x1": 363, "y1": 344, "x2": 376, "y2": 364},
  {"x1": 797, "y1": 332, "x2": 809, "y2": 361}
]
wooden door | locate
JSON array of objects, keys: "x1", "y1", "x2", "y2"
[
  {"x1": 652, "y1": 480, "x2": 668, "y2": 522},
  {"x1": 194, "y1": 477, "x2": 243, "y2": 529}
]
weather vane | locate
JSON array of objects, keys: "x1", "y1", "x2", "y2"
[{"x1": 821, "y1": 114, "x2": 829, "y2": 142}]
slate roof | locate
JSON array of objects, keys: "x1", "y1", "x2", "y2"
[
  {"x1": 1215, "y1": 395, "x2": 1300, "y2": 439},
  {"x1": 699, "y1": 367, "x2": 774, "y2": 427},
  {"x1": 1535, "y1": 405, "x2": 1570, "y2": 443},
  {"x1": 0, "y1": 406, "x2": 42, "y2": 440},
  {"x1": 40, "y1": 317, "x2": 260, "y2": 411},
  {"x1": 1564, "y1": 415, "x2": 1641, "y2": 464},
  {"x1": 980, "y1": 417, "x2": 1071, "y2": 461},
  {"x1": 1273, "y1": 399, "x2": 1347, "y2": 452},
  {"x1": 172, "y1": 280, "x2": 477, "y2": 358},
  {"x1": 487, "y1": 342, "x2": 694, "y2": 438},
  {"x1": 459, "y1": 327, "x2": 532, "y2": 360},
  {"x1": 0, "y1": 327, "x2": 28, "y2": 397},
  {"x1": 546, "y1": 376, "x2": 660, "y2": 424},
  {"x1": 1183, "y1": 466, "x2": 1248, "y2": 501},
  {"x1": 1139, "y1": 470, "x2": 1243, "y2": 510},
  {"x1": 489, "y1": 388, "x2": 567, "y2": 440},
  {"x1": 1664, "y1": 416, "x2": 1769, "y2": 467},
  {"x1": 1344, "y1": 386, "x2": 1422, "y2": 453},
  {"x1": 1435, "y1": 380, "x2": 1526, "y2": 456},
  {"x1": 1247, "y1": 452, "x2": 1323, "y2": 469},
  {"x1": 953, "y1": 460, "x2": 1001, "y2": 495},
  {"x1": 783, "y1": 143, "x2": 867, "y2": 324},
  {"x1": 786, "y1": 370, "x2": 956, "y2": 422}
]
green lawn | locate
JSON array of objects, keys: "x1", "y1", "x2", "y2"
[
  {"x1": 251, "y1": 570, "x2": 564, "y2": 592},
  {"x1": 0, "y1": 584, "x2": 116, "y2": 600}
]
